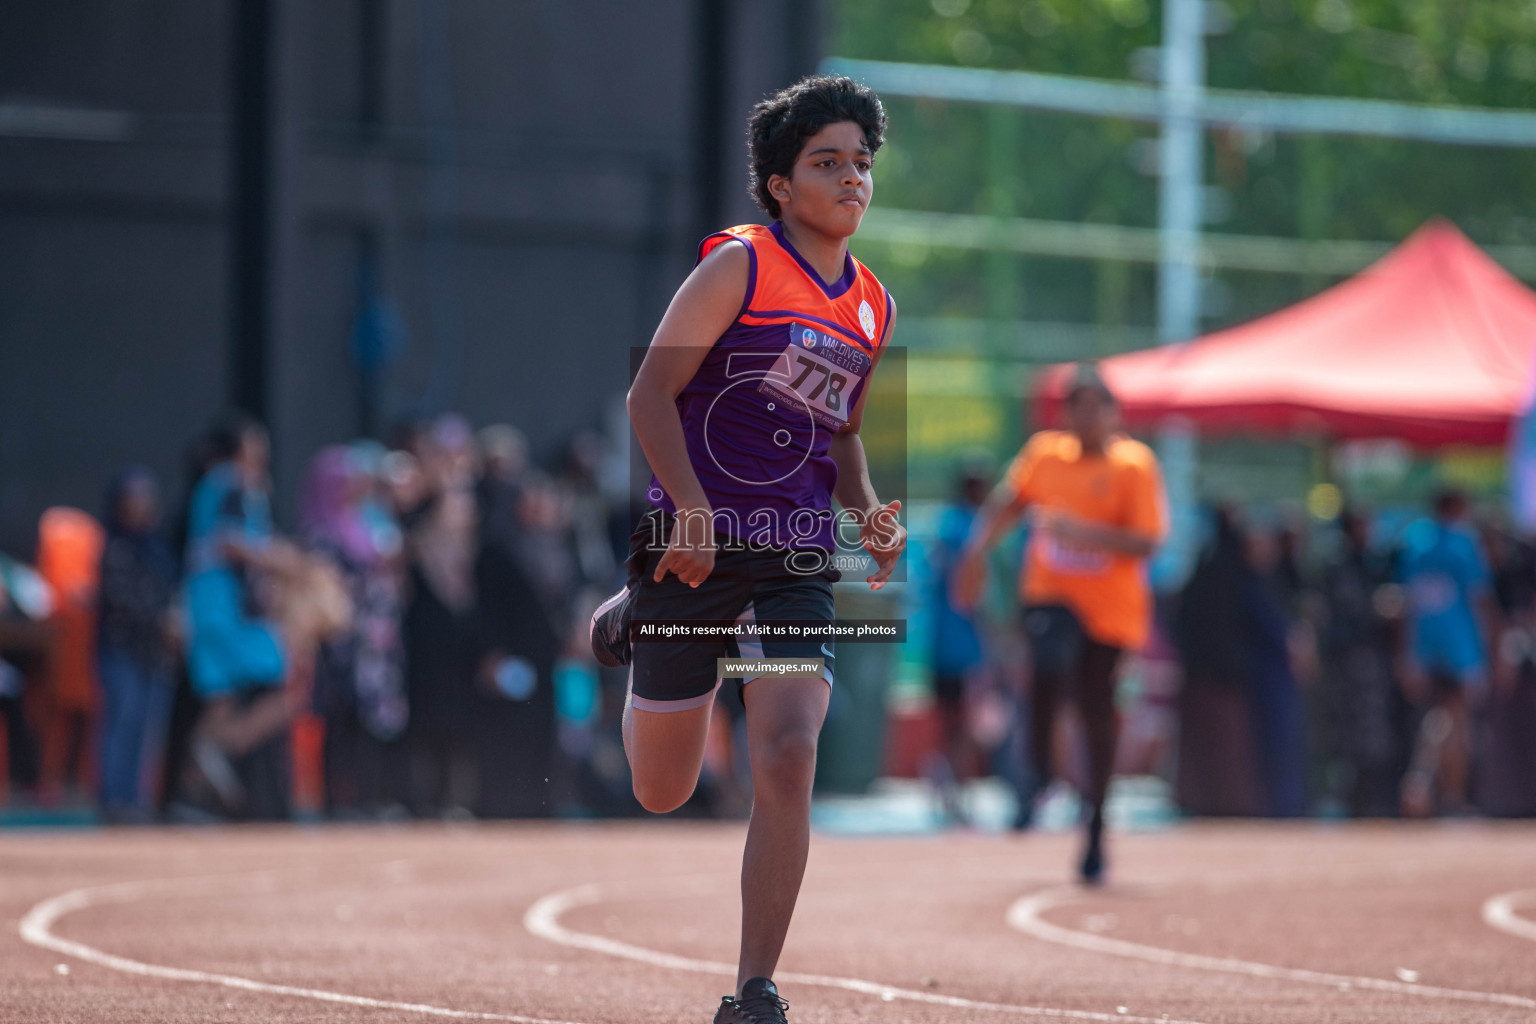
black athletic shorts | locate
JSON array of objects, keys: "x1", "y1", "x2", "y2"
[
  {"x1": 626, "y1": 509, "x2": 840, "y2": 712},
  {"x1": 1022, "y1": 604, "x2": 1124, "y2": 678}
]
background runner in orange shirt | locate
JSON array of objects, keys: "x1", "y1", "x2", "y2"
[{"x1": 955, "y1": 363, "x2": 1166, "y2": 883}]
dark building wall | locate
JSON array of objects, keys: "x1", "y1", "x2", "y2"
[
  {"x1": 0, "y1": 0, "x2": 822, "y2": 555},
  {"x1": 0, "y1": 1, "x2": 233, "y2": 556}
]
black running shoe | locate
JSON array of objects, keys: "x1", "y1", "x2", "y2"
[
  {"x1": 713, "y1": 977, "x2": 789, "y2": 1024},
  {"x1": 589, "y1": 580, "x2": 636, "y2": 668},
  {"x1": 1079, "y1": 815, "x2": 1106, "y2": 886}
]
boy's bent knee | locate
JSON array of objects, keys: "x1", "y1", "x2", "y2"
[{"x1": 632, "y1": 775, "x2": 697, "y2": 814}]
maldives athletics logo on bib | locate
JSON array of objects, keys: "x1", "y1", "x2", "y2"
[{"x1": 858, "y1": 300, "x2": 877, "y2": 341}]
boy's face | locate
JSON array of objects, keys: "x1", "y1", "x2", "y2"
[{"x1": 770, "y1": 120, "x2": 873, "y2": 237}]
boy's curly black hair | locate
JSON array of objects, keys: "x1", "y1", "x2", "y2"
[{"x1": 747, "y1": 75, "x2": 886, "y2": 220}]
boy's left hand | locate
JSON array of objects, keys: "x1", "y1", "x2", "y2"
[{"x1": 862, "y1": 499, "x2": 906, "y2": 590}]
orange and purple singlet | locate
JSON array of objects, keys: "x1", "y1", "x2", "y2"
[{"x1": 646, "y1": 221, "x2": 892, "y2": 552}]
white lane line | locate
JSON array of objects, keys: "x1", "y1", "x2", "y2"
[
  {"x1": 19, "y1": 867, "x2": 592, "y2": 1024},
  {"x1": 523, "y1": 881, "x2": 1210, "y2": 1024},
  {"x1": 1007, "y1": 885, "x2": 1536, "y2": 1012},
  {"x1": 1483, "y1": 889, "x2": 1536, "y2": 943}
]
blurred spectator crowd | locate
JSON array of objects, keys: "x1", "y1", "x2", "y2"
[
  {"x1": 0, "y1": 411, "x2": 664, "y2": 824},
  {"x1": 1169, "y1": 491, "x2": 1536, "y2": 820},
  {"x1": 4, "y1": 418, "x2": 1534, "y2": 826}
]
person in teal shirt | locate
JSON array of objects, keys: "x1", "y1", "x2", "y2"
[
  {"x1": 181, "y1": 416, "x2": 295, "y2": 817},
  {"x1": 1398, "y1": 488, "x2": 1497, "y2": 817},
  {"x1": 184, "y1": 420, "x2": 286, "y2": 698}
]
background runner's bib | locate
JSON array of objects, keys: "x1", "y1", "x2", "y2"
[
  {"x1": 648, "y1": 222, "x2": 892, "y2": 552},
  {"x1": 1035, "y1": 532, "x2": 1112, "y2": 576}
]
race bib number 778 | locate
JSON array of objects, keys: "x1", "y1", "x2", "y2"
[{"x1": 758, "y1": 323, "x2": 872, "y2": 432}]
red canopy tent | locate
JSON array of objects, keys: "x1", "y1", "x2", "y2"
[{"x1": 1036, "y1": 220, "x2": 1536, "y2": 447}]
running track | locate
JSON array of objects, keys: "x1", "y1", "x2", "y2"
[{"x1": 3, "y1": 822, "x2": 1534, "y2": 1023}]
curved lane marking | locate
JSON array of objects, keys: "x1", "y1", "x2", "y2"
[
  {"x1": 1483, "y1": 889, "x2": 1536, "y2": 943},
  {"x1": 19, "y1": 867, "x2": 591, "y2": 1024},
  {"x1": 1007, "y1": 885, "x2": 1536, "y2": 1012},
  {"x1": 524, "y1": 881, "x2": 1210, "y2": 1024}
]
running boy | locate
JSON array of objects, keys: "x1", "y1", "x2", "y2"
[
  {"x1": 954, "y1": 365, "x2": 1166, "y2": 884},
  {"x1": 590, "y1": 76, "x2": 904, "y2": 1024}
]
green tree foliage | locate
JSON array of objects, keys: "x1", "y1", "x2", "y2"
[{"x1": 832, "y1": 0, "x2": 1536, "y2": 332}]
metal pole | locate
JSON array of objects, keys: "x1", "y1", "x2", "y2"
[
  {"x1": 692, "y1": 0, "x2": 732, "y2": 243},
  {"x1": 1154, "y1": 0, "x2": 1204, "y2": 590},
  {"x1": 784, "y1": 0, "x2": 819, "y2": 83},
  {"x1": 228, "y1": 0, "x2": 273, "y2": 421},
  {"x1": 227, "y1": 0, "x2": 301, "y2": 437},
  {"x1": 1158, "y1": 0, "x2": 1204, "y2": 345}
]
